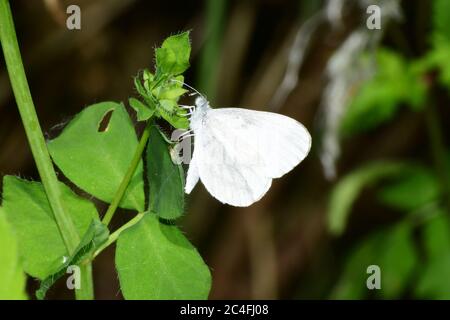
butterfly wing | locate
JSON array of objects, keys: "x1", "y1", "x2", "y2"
[
  {"x1": 231, "y1": 108, "x2": 312, "y2": 178},
  {"x1": 185, "y1": 151, "x2": 199, "y2": 194},
  {"x1": 190, "y1": 107, "x2": 311, "y2": 206}
]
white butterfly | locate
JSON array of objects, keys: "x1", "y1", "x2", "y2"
[{"x1": 183, "y1": 96, "x2": 311, "y2": 207}]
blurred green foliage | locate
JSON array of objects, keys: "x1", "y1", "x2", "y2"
[
  {"x1": 415, "y1": 212, "x2": 450, "y2": 299},
  {"x1": 328, "y1": 161, "x2": 414, "y2": 235},
  {"x1": 332, "y1": 222, "x2": 417, "y2": 299},
  {"x1": 329, "y1": 0, "x2": 450, "y2": 300},
  {"x1": 431, "y1": 0, "x2": 450, "y2": 41},
  {"x1": 341, "y1": 50, "x2": 426, "y2": 136},
  {"x1": 377, "y1": 166, "x2": 441, "y2": 211}
]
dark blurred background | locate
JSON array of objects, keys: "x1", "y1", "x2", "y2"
[{"x1": 1, "y1": 0, "x2": 450, "y2": 299}]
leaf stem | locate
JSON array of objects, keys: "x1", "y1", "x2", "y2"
[
  {"x1": 95, "y1": 212, "x2": 145, "y2": 258},
  {"x1": 76, "y1": 264, "x2": 94, "y2": 300},
  {"x1": 0, "y1": 0, "x2": 93, "y2": 300},
  {"x1": 102, "y1": 123, "x2": 152, "y2": 226}
]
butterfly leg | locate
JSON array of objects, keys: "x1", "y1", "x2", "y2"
[
  {"x1": 174, "y1": 130, "x2": 194, "y2": 142},
  {"x1": 179, "y1": 104, "x2": 195, "y2": 115},
  {"x1": 179, "y1": 133, "x2": 195, "y2": 141},
  {"x1": 178, "y1": 129, "x2": 193, "y2": 137}
]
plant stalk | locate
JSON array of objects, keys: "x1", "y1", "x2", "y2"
[
  {"x1": 102, "y1": 123, "x2": 152, "y2": 225},
  {"x1": 95, "y1": 212, "x2": 145, "y2": 258},
  {"x1": 0, "y1": 0, "x2": 93, "y2": 300}
]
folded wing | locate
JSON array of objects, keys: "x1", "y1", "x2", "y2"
[{"x1": 191, "y1": 108, "x2": 311, "y2": 206}]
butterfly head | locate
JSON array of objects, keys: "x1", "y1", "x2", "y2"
[
  {"x1": 195, "y1": 96, "x2": 208, "y2": 109},
  {"x1": 189, "y1": 96, "x2": 210, "y2": 131}
]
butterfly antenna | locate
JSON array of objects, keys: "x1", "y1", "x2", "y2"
[{"x1": 170, "y1": 79, "x2": 206, "y2": 99}]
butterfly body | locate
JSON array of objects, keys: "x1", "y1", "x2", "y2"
[{"x1": 185, "y1": 97, "x2": 311, "y2": 207}]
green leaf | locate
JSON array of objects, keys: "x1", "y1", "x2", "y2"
[
  {"x1": 377, "y1": 166, "x2": 440, "y2": 211},
  {"x1": 36, "y1": 219, "x2": 109, "y2": 300},
  {"x1": 422, "y1": 209, "x2": 450, "y2": 259},
  {"x1": 153, "y1": 76, "x2": 188, "y2": 101},
  {"x1": 134, "y1": 75, "x2": 150, "y2": 100},
  {"x1": 331, "y1": 231, "x2": 381, "y2": 299},
  {"x1": 129, "y1": 97, "x2": 154, "y2": 122},
  {"x1": 159, "y1": 99, "x2": 190, "y2": 129},
  {"x1": 432, "y1": 0, "x2": 450, "y2": 41},
  {"x1": 416, "y1": 255, "x2": 450, "y2": 299},
  {"x1": 116, "y1": 213, "x2": 211, "y2": 299},
  {"x1": 48, "y1": 102, "x2": 145, "y2": 211},
  {"x1": 147, "y1": 126, "x2": 185, "y2": 220},
  {"x1": 377, "y1": 223, "x2": 417, "y2": 298},
  {"x1": 416, "y1": 38, "x2": 450, "y2": 90},
  {"x1": 328, "y1": 162, "x2": 413, "y2": 235},
  {"x1": 332, "y1": 222, "x2": 417, "y2": 299},
  {"x1": 159, "y1": 87, "x2": 188, "y2": 100},
  {"x1": 156, "y1": 32, "x2": 191, "y2": 76},
  {"x1": 0, "y1": 207, "x2": 27, "y2": 300},
  {"x1": 432, "y1": 40, "x2": 450, "y2": 89},
  {"x1": 415, "y1": 212, "x2": 450, "y2": 299},
  {"x1": 2, "y1": 176, "x2": 97, "y2": 279},
  {"x1": 134, "y1": 72, "x2": 158, "y2": 109},
  {"x1": 159, "y1": 99, "x2": 178, "y2": 114},
  {"x1": 142, "y1": 69, "x2": 155, "y2": 90},
  {"x1": 341, "y1": 50, "x2": 426, "y2": 136}
]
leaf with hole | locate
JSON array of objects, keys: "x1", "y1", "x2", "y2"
[
  {"x1": 129, "y1": 98, "x2": 154, "y2": 122},
  {"x1": 48, "y1": 101, "x2": 145, "y2": 211}
]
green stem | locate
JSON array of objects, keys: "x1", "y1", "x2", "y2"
[
  {"x1": 0, "y1": 0, "x2": 93, "y2": 300},
  {"x1": 102, "y1": 123, "x2": 152, "y2": 225},
  {"x1": 76, "y1": 264, "x2": 94, "y2": 300},
  {"x1": 95, "y1": 212, "x2": 145, "y2": 258},
  {"x1": 425, "y1": 100, "x2": 450, "y2": 211},
  {"x1": 0, "y1": 0, "x2": 78, "y2": 253}
]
